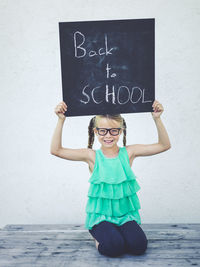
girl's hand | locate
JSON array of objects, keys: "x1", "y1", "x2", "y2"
[
  {"x1": 54, "y1": 101, "x2": 67, "y2": 120},
  {"x1": 151, "y1": 100, "x2": 164, "y2": 119}
]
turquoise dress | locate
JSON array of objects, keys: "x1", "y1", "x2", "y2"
[{"x1": 85, "y1": 146, "x2": 141, "y2": 230}]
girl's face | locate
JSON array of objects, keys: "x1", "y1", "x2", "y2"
[{"x1": 93, "y1": 118, "x2": 123, "y2": 148}]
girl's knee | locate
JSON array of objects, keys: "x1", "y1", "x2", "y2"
[
  {"x1": 128, "y1": 235, "x2": 148, "y2": 255},
  {"x1": 98, "y1": 235, "x2": 126, "y2": 257}
]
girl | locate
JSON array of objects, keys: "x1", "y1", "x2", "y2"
[{"x1": 50, "y1": 100, "x2": 171, "y2": 257}]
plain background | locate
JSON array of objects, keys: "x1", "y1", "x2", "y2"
[{"x1": 0, "y1": 0, "x2": 200, "y2": 228}]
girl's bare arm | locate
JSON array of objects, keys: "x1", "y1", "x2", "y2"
[
  {"x1": 50, "y1": 102, "x2": 93, "y2": 163},
  {"x1": 126, "y1": 100, "x2": 171, "y2": 158}
]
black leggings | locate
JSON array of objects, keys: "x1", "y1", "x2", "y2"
[{"x1": 89, "y1": 220, "x2": 148, "y2": 257}]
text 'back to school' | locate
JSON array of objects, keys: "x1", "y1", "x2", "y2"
[{"x1": 73, "y1": 31, "x2": 152, "y2": 106}]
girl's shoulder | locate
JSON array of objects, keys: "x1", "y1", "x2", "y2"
[
  {"x1": 123, "y1": 145, "x2": 135, "y2": 167},
  {"x1": 125, "y1": 144, "x2": 135, "y2": 155},
  {"x1": 86, "y1": 148, "x2": 96, "y2": 164},
  {"x1": 87, "y1": 148, "x2": 98, "y2": 174},
  {"x1": 124, "y1": 145, "x2": 131, "y2": 155}
]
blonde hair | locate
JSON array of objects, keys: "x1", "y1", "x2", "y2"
[{"x1": 88, "y1": 114, "x2": 127, "y2": 149}]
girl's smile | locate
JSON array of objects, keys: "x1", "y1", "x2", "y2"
[{"x1": 104, "y1": 139, "x2": 114, "y2": 144}]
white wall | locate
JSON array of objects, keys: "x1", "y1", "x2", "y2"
[{"x1": 0, "y1": 0, "x2": 200, "y2": 228}]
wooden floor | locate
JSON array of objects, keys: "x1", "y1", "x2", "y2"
[{"x1": 0, "y1": 223, "x2": 199, "y2": 267}]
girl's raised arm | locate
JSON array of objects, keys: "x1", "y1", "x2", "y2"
[
  {"x1": 126, "y1": 100, "x2": 171, "y2": 158},
  {"x1": 50, "y1": 101, "x2": 93, "y2": 163}
]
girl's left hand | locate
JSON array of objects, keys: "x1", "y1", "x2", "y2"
[{"x1": 151, "y1": 100, "x2": 164, "y2": 119}]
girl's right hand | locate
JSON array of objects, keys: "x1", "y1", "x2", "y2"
[{"x1": 54, "y1": 101, "x2": 67, "y2": 119}]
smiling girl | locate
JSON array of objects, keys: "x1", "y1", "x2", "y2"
[{"x1": 50, "y1": 100, "x2": 171, "y2": 257}]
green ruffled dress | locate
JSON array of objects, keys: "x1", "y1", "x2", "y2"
[{"x1": 85, "y1": 146, "x2": 141, "y2": 230}]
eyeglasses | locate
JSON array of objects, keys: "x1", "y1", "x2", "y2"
[{"x1": 96, "y1": 127, "x2": 122, "y2": 136}]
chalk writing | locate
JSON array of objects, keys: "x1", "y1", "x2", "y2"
[
  {"x1": 75, "y1": 31, "x2": 152, "y2": 105},
  {"x1": 80, "y1": 84, "x2": 151, "y2": 105},
  {"x1": 74, "y1": 31, "x2": 115, "y2": 58}
]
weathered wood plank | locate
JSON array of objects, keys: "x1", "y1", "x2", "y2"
[
  {"x1": 0, "y1": 223, "x2": 200, "y2": 231},
  {"x1": 2, "y1": 223, "x2": 200, "y2": 231},
  {"x1": 1, "y1": 229, "x2": 200, "y2": 240}
]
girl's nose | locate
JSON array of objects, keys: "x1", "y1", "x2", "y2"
[{"x1": 105, "y1": 131, "x2": 112, "y2": 137}]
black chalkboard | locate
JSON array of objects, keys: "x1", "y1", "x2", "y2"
[{"x1": 59, "y1": 18, "x2": 155, "y2": 117}]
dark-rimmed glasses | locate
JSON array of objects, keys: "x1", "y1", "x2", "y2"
[{"x1": 96, "y1": 127, "x2": 122, "y2": 136}]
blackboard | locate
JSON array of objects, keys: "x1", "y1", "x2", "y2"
[{"x1": 59, "y1": 18, "x2": 155, "y2": 117}]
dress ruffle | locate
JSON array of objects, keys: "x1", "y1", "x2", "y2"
[
  {"x1": 85, "y1": 210, "x2": 141, "y2": 230},
  {"x1": 88, "y1": 179, "x2": 141, "y2": 199},
  {"x1": 86, "y1": 194, "x2": 141, "y2": 216}
]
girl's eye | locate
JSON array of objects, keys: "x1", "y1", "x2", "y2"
[
  {"x1": 110, "y1": 129, "x2": 119, "y2": 135},
  {"x1": 110, "y1": 129, "x2": 118, "y2": 134},
  {"x1": 99, "y1": 129, "x2": 106, "y2": 134}
]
